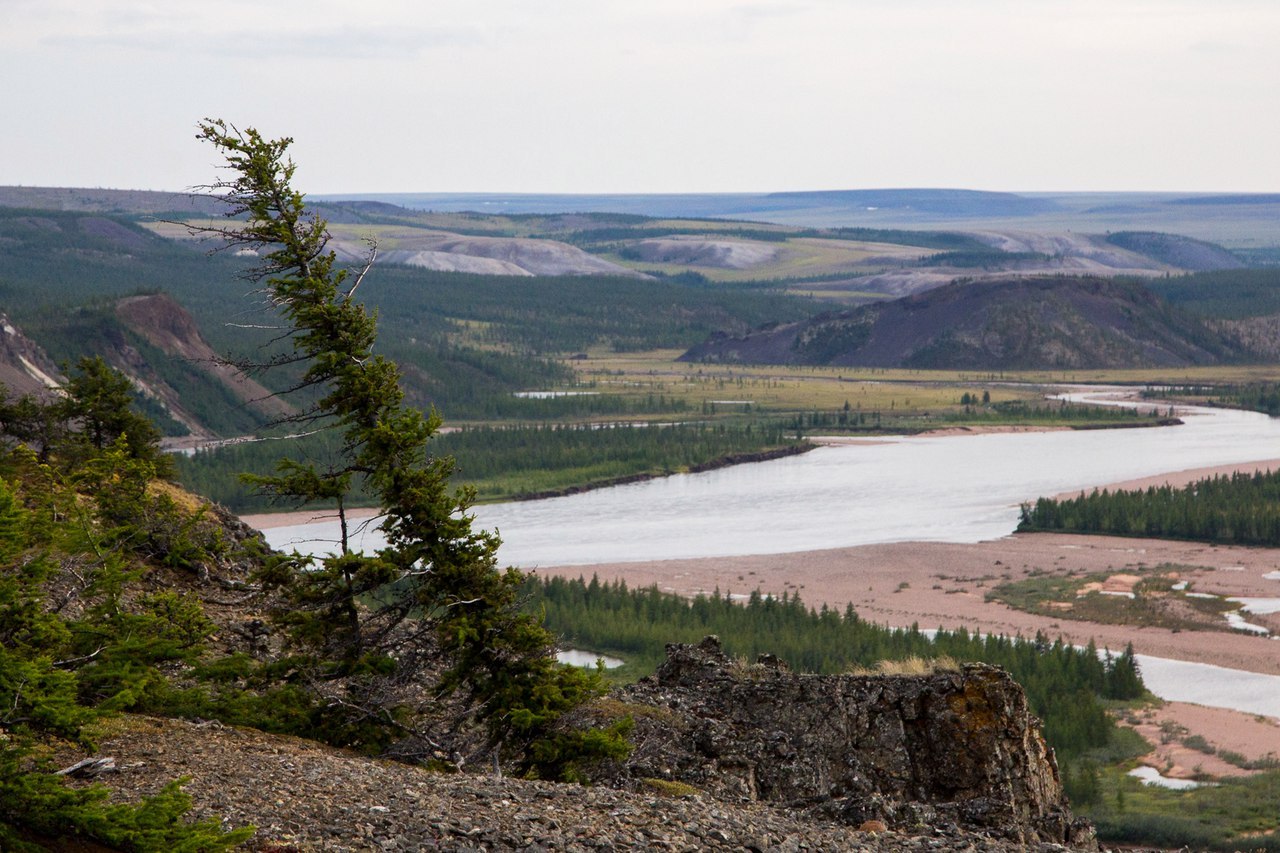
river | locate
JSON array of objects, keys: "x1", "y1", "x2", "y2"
[{"x1": 265, "y1": 395, "x2": 1280, "y2": 568}]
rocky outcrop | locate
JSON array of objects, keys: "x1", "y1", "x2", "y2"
[{"x1": 609, "y1": 636, "x2": 1095, "y2": 847}]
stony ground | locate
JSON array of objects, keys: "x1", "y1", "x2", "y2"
[{"x1": 68, "y1": 715, "x2": 1087, "y2": 852}]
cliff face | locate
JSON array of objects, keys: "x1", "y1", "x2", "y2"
[{"x1": 610, "y1": 637, "x2": 1094, "y2": 847}]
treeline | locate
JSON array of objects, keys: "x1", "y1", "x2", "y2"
[
  {"x1": 787, "y1": 399, "x2": 1170, "y2": 432},
  {"x1": 1213, "y1": 383, "x2": 1280, "y2": 416},
  {"x1": 973, "y1": 399, "x2": 1172, "y2": 424},
  {"x1": 567, "y1": 226, "x2": 791, "y2": 248},
  {"x1": 1018, "y1": 469, "x2": 1280, "y2": 546},
  {"x1": 175, "y1": 420, "x2": 804, "y2": 511},
  {"x1": 440, "y1": 390, "x2": 689, "y2": 421},
  {"x1": 527, "y1": 575, "x2": 1144, "y2": 761},
  {"x1": 1145, "y1": 268, "x2": 1280, "y2": 319},
  {"x1": 825, "y1": 227, "x2": 991, "y2": 251},
  {"x1": 1144, "y1": 383, "x2": 1280, "y2": 416}
]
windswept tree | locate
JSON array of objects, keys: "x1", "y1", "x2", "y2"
[{"x1": 195, "y1": 119, "x2": 627, "y2": 776}]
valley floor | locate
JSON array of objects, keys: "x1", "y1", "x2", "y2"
[
  {"x1": 242, "y1": 457, "x2": 1280, "y2": 787},
  {"x1": 536, "y1": 531, "x2": 1280, "y2": 675}
]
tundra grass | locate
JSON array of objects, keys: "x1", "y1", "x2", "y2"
[
  {"x1": 567, "y1": 350, "x2": 1185, "y2": 427},
  {"x1": 986, "y1": 569, "x2": 1248, "y2": 633},
  {"x1": 1087, "y1": 767, "x2": 1280, "y2": 851}
]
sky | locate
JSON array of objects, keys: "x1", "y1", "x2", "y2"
[{"x1": 2, "y1": 0, "x2": 1278, "y2": 194}]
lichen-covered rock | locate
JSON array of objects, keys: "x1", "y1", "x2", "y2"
[{"x1": 609, "y1": 636, "x2": 1095, "y2": 847}]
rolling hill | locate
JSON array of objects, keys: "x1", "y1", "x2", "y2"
[{"x1": 681, "y1": 276, "x2": 1256, "y2": 370}]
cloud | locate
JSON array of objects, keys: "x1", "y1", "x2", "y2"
[{"x1": 44, "y1": 24, "x2": 484, "y2": 60}]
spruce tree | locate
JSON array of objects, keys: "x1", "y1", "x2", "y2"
[{"x1": 195, "y1": 120, "x2": 625, "y2": 776}]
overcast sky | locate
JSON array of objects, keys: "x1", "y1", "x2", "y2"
[{"x1": 3, "y1": 0, "x2": 1277, "y2": 194}]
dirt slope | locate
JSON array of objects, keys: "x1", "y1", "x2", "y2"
[{"x1": 114, "y1": 294, "x2": 293, "y2": 429}]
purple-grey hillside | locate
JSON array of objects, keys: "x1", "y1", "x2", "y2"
[{"x1": 681, "y1": 276, "x2": 1252, "y2": 370}]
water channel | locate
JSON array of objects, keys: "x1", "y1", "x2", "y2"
[{"x1": 266, "y1": 394, "x2": 1280, "y2": 568}]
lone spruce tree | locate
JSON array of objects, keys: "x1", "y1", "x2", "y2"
[{"x1": 196, "y1": 120, "x2": 626, "y2": 776}]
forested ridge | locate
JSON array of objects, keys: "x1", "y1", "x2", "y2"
[
  {"x1": 1144, "y1": 381, "x2": 1280, "y2": 416},
  {"x1": 1146, "y1": 268, "x2": 1280, "y2": 319},
  {"x1": 0, "y1": 206, "x2": 818, "y2": 422},
  {"x1": 176, "y1": 420, "x2": 804, "y2": 511}
]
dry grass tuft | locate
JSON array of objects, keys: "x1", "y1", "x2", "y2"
[{"x1": 849, "y1": 655, "x2": 959, "y2": 676}]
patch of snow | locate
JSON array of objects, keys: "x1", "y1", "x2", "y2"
[
  {"x1": 1172, "y1": 581, "x2": 1188, "y2": 591},
  {"x1": 1263, "y1": 571, "x2": 1280, "y2": 581},
  {"x1": 1099, "y1": 590, "x2": 1136, "y2": 599},
  {"x1": 1186, "y1": 592, "x2": 1218, "y2": 599}
]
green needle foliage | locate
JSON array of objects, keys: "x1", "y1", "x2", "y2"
[
  {"x1": 196, "y1": 119, "x2": 625, "y2": 777},
  {"x1": 0, "y1": 382, "x2": 252, "y2": 849}
]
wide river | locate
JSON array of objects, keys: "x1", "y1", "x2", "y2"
[{"x1": 266, "y1": 393, "x2": 1280, "y2": 568}]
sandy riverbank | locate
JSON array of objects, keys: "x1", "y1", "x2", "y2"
[
  {"x1": 535, "y1": 532, "x2": 1280, "y2": 676},
  {"x1": 809, "y1": 425, "x2": 1073, "y2": 446},
  {"x1": 240, "y1": 458, "x2": 1280, "y2": 678},
  {"x1": 240, "y1": 506, "x2": 383, "y2": 531},
  {"x1": 1127, "y1": 702, "x2": 1280, "y2": 780},
  {"x1": 1051, "y1": 458, "x2": 1280, "y2": 499}
]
